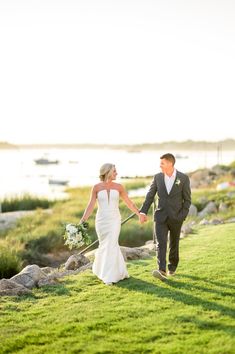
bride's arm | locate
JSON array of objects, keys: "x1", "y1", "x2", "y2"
[
  {"x1": 119, "y1": 185, "x2": 140, "y2": 217},
  {"x1": 80, "y1": 186, "x2": 97, "y2": 223}
]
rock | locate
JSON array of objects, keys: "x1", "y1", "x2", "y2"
[
  {"x1": 50, "y1": 262, "x2": 93, "y2": 279},
  {"x1": 199, "y1": 218, "x2": 223, "y2": 225},
  {"x1": 10, "y1": 273, "x2": 35, "y2": 289},
  {"x1": 120, "y1": 246, "x2": 151, "y2": 261},
  {"x1": 10, "y1": 265, "x2": 47, "y2": 289},
  {"x1": 218, "y1": 203, "x2": 228, "y2": 212},
  {"x1": 227, "y1": 191, "x2": 235, "y2": 199},
  {"x1": 37, "y1": 277, "x2": 59, "y2": 287},
  {"x1": 36, "y1": 262, "x2": 93, "y2": 286},
  {"x1": 145, "y1": 240, "x2": 154, "y2": 245},
  {"x1": 198, "y1": 196, "x2": 209, "y2": 206},
  {"x1": 211, "y1": 165, "x2": 228, "y2": 176},
  {"x1": 226, "y1": 217, "x2": 235, "y2": 223},
  {"x1": 189, "y1": 179, "x2": 200, "y2": 189},
  {"x1": 181, "y1": 223, "x2": 194, "y2": 235},
  {"x1": 0, "y1": 279, "x2": 31, "y2": 296},
  {"x1": 139, "y1": 241, "x2": 156, "y2": 253},
  {"x1": 64, "y1": 254, "x2": 90, "y2": 270},
  {"x1": 190, "y1": 169, "x2": 210, "y2": 181},
  {"x1": 40, "y1": 266, "x2": 57, "y2": 274},
  {"x1": 199, "y1": 219, "x2": 210, "y2": 225},
  {"x1": 84, "y1": 249, "x2": 96, "y2": 261},
  {"x1": 198, "y1": 202, "x2": 217, "y2": 218},
  {"x1": 87, "y1": 245, "x2": 153, "y2": 262},
  {"x1": 188, "y1": 204, "x2": 198, "y2": 217},
  {"x1": 189, "y1": 169, "x2": 211, "y2": 188},
  {"x1": 210, "y1": 218, "x2": 223, "y2": 225}
]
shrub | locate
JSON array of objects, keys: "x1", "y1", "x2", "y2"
[
  {"x1": 24, "y1": 230, "x2": 64, "y2": 253},
  {"x1": 0, "y1": 246, "x2": 22, "y2": 278},
  {"x1": 1, "y1": 195, "x2": 54, "y2": 212},
  {"x1": 229, "y1": 160, "x2": 235, "y2": 169}
]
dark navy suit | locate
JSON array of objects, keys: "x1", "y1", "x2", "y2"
[{"x1": 140, "y1": 171, "x2": 191, "y2": 272}]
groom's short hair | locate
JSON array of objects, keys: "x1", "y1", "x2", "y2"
[{"x1": 160, "y1": 153, "x2": 175, "y2": 165}]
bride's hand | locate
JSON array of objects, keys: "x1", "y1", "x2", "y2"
[{"x1": 139, "y1": 214, "x2": 147, "y2": 224}]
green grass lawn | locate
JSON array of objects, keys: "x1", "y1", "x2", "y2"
[{"x1": 0, "y1": 223, "x2": 235, "y2": 354}]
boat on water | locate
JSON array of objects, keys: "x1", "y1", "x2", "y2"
[
  {"x1": 49, "y1": 179, "x2": 69, "y2": 186},
  {"x1": 127, "y1": 149, "x2": 141, "y2": 153},
  {"x1": 34, "y1": 158, "x2": 59, "y2": 165},
  {"x1": 69, "y1": 160, "x2": 79, "y2": 164},
  {"x1": 175, "y1": 154, "x2": 188, "y2": 159}
]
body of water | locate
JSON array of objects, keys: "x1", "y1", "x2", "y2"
[{"x1": 0, "y1": 147, "x2": 234, "y2": 199}]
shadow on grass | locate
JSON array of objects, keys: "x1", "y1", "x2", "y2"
[
  {"x1": 177, "y1": 315, "x2": 235, "y2": 336},
  {"x1": 179, "y1": 274, "x2": 235, "y2": 290},
  {"x1": 166, "y1": 277, "x2": 233, "y2": 297},
  {"x1": 11, "y1": 284, "x2": 72, "y2": 302},
  {"x1": 115, "y1": 276, "x2": 235, "y2": 320},
  {"x1": 38, "y1": 284, "x2": 72, "y2": 296}
]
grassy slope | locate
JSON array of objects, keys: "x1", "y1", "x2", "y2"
[{"x1": 0, "y1": 223, "x2": 234, "y2": 354}]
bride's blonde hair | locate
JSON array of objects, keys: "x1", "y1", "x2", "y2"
[{"x1": 99, "y1": 163, "x2": 115, "y2": 182}]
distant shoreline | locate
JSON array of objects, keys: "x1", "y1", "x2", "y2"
[{"x1": 1, "y1": 139, "x2": 235, "y2": 151}]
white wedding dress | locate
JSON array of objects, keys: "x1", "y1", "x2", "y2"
[{"x1": 92, "y1": 189, "x2": 129, "y2": 284}]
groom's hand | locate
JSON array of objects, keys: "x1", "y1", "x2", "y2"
[{"x1": 139, "y1": 213, "x2": 147, "y2": 224}]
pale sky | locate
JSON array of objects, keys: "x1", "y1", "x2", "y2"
[{"x1": 0, "y1": 0, "x2": 235, "y2": 145}]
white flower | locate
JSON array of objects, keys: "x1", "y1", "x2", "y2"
[
  {"x1": 175, "y1": 178, "x2": 181, "y2": 185},
  {"x1": 66, "y1": 224, "x2": 77, "y2": 234},
  {"x1": 63, "y1": 222, "x2": 91, "y2": 250},
  {"x1": 75, "y1": 233, "x2": 83, "y2": 242}
]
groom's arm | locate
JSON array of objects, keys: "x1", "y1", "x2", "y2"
[
  {"x1": 181, "y1": 175, "x2": 191, "y2": 220},
  {"x1": 140, "y1": 175, "x2": 158, "y2": 215}
]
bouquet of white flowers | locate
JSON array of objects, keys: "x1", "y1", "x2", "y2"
[{"x1": 63, "y1": 221, "x2": 91, "y2": 250}]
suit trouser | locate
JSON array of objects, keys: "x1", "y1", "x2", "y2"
[{"x1": 155, "y1": 218, "x2": 183, "y2": 272}]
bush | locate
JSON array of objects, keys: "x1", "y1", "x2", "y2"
[
  {"x1": 1, "y1": 194, "x2": 54, "y2": 212},
  {"x1": 25, "y1": 230, "x2": 64, "y2": 254},
  {"x1": 0, "y1": 246, "x2": 22, "y2": 278},
  {"x1": 229, "y1": 160, "x2": 235, "y2": 169}
]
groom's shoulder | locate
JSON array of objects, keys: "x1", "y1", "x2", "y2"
[
  {"x1": 154, "y1": 172, "x2": 162, "y2": 180},
  {"x1": 177, "y1": 171, "x2": 189, "y2": 180}
]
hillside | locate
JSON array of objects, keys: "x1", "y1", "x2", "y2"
[
  {"x1": 0, "y1": 142, "x2": 17, "y2": 149},
  {"x1": 1, "y1": 139, "x2": 235, "y2": 150},
  {"x1": 0, "y1": 223, "x2": 234, "y2": 354}
]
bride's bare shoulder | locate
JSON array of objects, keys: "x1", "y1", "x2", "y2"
[
  {"x1": 93, "y1": 183, "x2": 104, "y2": 192},
  {"x1": 113, "y1": 182, "x2": 124, "y2": 192}
]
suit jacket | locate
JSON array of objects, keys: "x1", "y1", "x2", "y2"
[{"x1": 140, "y1": 171, "x2": 191, "y2": 223}]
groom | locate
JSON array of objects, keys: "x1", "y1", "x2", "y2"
[{"x1": 140, "y1": 153, "x2": 191, "y2": 280}]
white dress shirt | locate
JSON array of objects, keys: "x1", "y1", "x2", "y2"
[
  {"x1": 164, "y1": 169, "x2": 177, "y2": 194},
  {"x1": 140, "y1": 169, "x2": 177, "y2": 216}
]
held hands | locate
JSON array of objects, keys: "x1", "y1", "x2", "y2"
[{"x1": 139, "y1": 213, "x2": 147, "y2": 224}]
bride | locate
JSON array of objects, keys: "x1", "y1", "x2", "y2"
[{"x1": 80, "y1": 163, "x2": 141, "y2": 285}]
